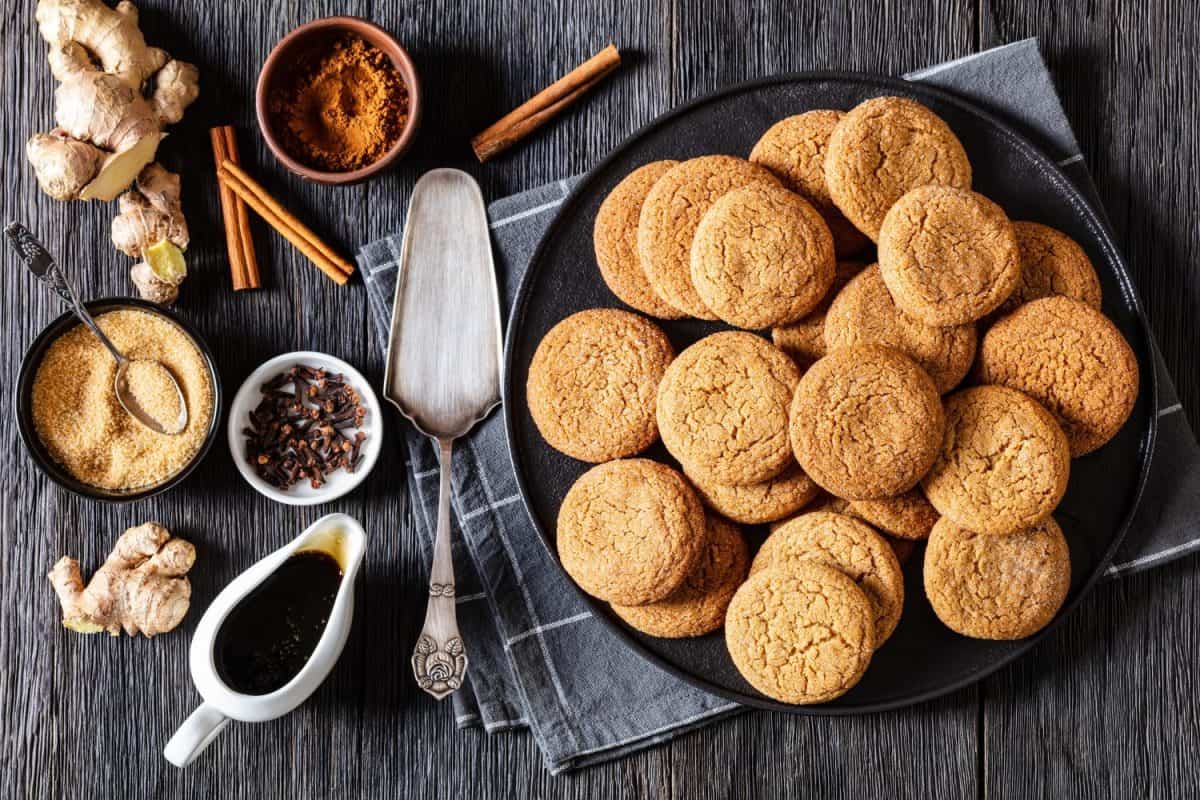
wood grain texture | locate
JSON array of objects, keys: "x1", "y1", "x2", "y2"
[{"x1": 0, "y1": 1, "x2": 1194, "y2": 798}]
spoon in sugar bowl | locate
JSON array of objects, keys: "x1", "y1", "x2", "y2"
[{"x1": 5, "y1": 223, "x2": 188, "y2": 435}]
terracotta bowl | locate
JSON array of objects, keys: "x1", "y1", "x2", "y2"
[{"x1": 256, "y1": 16, "x2": 421, "y2": 185}]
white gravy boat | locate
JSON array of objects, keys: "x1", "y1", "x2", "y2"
[{"x1": 163, "y1": 513, "x2": 366, "y2": 767}]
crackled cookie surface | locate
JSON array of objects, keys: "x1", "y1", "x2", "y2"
[
  {"x1": 790, "y1": 345, "x2": 943, "y2": 500},
  {"x1": 557, "y1": 459, "x2": 707, "y2": 605},
  {"x1": 824, "y1": 96, "x2": 972, "y2": 241},
  {"x1": 848, "y1": 489, "x2": 940, "y2": 541},
  {"x1": 657, "y1": 332, "x2": 800, "y2": 485},
  {"x1": 976, "y1": 296, "x2": 1138, "y2": 456},
  {"x1": 750, "y1": 511, "x2": 904, "y2": 645},
  {"x1": 771, "y1": 260, "x2": 867, "y2": 370},
  {"x1": 691, "y1": 183, "x2": 836, "y2": 329},
  {"x1": 924, "y1": 516, "x2": 1071, "y2": 640},
  {"x1": 922, "y1": 386, "x2": 1070, "y2": 535},
  {"x1": 687, "y1": 461, "x2": 820, "y2": 525},
  {"x1": 992, "y1": 221, "x2": 1102, "y2": 318},
  {"x1": 637, "y1": 155, "x2": 779, "y2": 318},
  {"x1": 749, "y1": 110, "x2": 870, "y2": 256},
  {"x1": 611, "y1": 516, "x2": 748, "y2": 638},
  {"x1": 878, "y1": 186, "x2": 1021, "y2": 326},
  {"x1": 824, "y1": 264, "x2": 977, "y2": 393},
  {"x1": 526, "y1": 308, "x2": 674, "y2": 462},
  {"x1": 725, "y1": 562, "x2": 875, "y2": 704},
  {"x1": 593, "y1": 160, "x2": 685, "y2": 318}
]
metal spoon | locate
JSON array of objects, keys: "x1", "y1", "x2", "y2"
[
  {"x1": 384, "y1": 170, "x2": 503, "y2": 700},
  {"x1": 5, "y1": 223, "x2": 188, "y2": 436}
]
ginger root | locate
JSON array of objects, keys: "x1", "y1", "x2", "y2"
[
  {"x1": 28, "y1": 0, "x2": 199, "y2": 202},
  {"x1": 27, "y1": 0, "x2": 198, "y2": 301},
  {"x1": 113, "y1": 164, "x2": 189, "y2": 303},
  {"x1": 47, "y1": 521, "x2": 195, "y2": 637}
]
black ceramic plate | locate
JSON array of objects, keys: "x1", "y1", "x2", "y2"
[{"x1": 503, "y1": 73, "x2": 1158, "y2": 713}]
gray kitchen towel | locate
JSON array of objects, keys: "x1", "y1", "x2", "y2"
[{"x1": 357, "y1": 38, "x2": 1200, "y2": 773}]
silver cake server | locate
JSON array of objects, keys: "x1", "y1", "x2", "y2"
[{"x1": 384, "y1": 169, "x2": 502, "y2": 700}]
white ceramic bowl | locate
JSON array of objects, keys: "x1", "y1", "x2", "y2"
[{"x1": 227, "y1": 351, "x2": 382, "y2": 505}]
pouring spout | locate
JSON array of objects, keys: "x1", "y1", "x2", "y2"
[{"x1": 292, "y1": 513, "x2": 367, "y2": 578}]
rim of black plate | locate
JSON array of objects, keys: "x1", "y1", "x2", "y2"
[{"x1": 501, "y1": 70, "x2": 1160, "y2": 715}]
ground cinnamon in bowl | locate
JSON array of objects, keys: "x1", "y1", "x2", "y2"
[
  {"x1": 31, "y1": 309, "x2": 215, "y2": 491},
  {"x1": 266, "y1": 33, "x2": 409, "y2": 173}
]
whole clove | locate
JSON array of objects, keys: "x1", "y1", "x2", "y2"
[{"x1": 244, "y1": 365, "x2": 368, "y2": 490}]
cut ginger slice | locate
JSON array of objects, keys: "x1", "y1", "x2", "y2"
[
  {"x1": 144, "y1": 239, "x2": 187, "y2": 284},
  {"x1": 80, "y1": 133, "x2": 163, "y2": 201}
]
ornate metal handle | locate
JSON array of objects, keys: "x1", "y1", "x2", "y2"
[
  {"x1": 411, "y1": 437, "x2": 468, "y2": 699},
  {"x1": 4, "y1": 222, "x2": 127, "y2": 366}
]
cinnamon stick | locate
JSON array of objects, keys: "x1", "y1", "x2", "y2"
[
  {"x1": 217, "y1": 163, "x2": 352, "y2": 286},
  {"x1": 471, "y1": 43, "x2": 621, "y2": 163},
  {"x1": 210, "y1": 127, "x2": 248, "y2": 290},
  {"x1": 220, "y1": 127, "x2": 261, "y2": 289}
]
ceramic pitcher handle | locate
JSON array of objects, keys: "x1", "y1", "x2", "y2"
[{"x1": 163, "y1": 702, "x2": 230, "y2": 767}]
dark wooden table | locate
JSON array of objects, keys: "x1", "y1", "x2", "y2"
[{"x1": 1, "y1": 1, "x2": 1196, "y2": 797}]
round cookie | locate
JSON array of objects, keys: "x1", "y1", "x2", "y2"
[
  {"x1": 976, "y1": 296, "x2": 1138, "y2": 456},
  {"x1": 690, "y1": 183, "x2": 836, "y2": 329},
  {"x1": 824, "y1": 96, "x2": 972, "y2": 241},
  {"x1": 848, "y1": 489, "x2": 939, "y2": 541},
  {"x1": 771, "y1": 260, "x2": 867, "y2": 370},
  {"x1": 657, "y1": 332, "x2": 800, "y2": 485},
  {"x1": 726, "y1": 562, "x2": 875, "y2": 704},
  {"x1": 922, "y1": 386, "x2": 1070, "y2": 535},
  {"x1": 750, "y1": 511, "x2": 904, "y2": 645},
  {"x1": 611, "y1": 516, "x2": 749, "y2": 638},
  {"x1": 878, "y1": 186, "x2": 1021, "y2": 326},
  {"x1": 991, "y1": 221, "x2": 1102, "y2": 318},
  {"x1": 687, "y1": 461, "x2": 820, "y2": 525},
  {"x1": 824, "y1": 264, "x2": 977, "y2": 393},
  {"x1": 593, "y1": 160, "x2": 686, "y2": 318},
  {"x1": 526, "y1": 309, "x2": 674, "y2": 462},
  {"x1": 557, "y1": 459, "x2": 707, "y2": 605},
  {"x1": 790, "y1": 345, "x2": 944, "y2": 500},
  {"x1": 637, "y1": 155, "x2": 779, "y2": 318},
  {"x1": 749, "y1": 110, "x2": 871, "y2": 256},
  {"x1": 924, "y1": 516, "x2": 1071, "y2": 640}
]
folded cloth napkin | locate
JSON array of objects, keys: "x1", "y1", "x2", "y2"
[{"x1": 357, "y1": 38, "x2": 1200, "y2": 773}]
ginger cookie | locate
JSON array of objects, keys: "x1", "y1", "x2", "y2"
[
  {"x1": 922, "y1": 386, "x2": 1070, "y2": 535},
  {"x1": 878, "y1": 186, "x2": 1021, "y2": 326},
  {"x1": 771, "y1": 260, "x2": 867, "y2": 370},
  {"x1": 976, "y1": 296, "x2": 1138, "y2": 456},
  {"x1": 637, "y1": 155, "x2": 779, "y2": 318},
  {"x1": 526, "y1": 309, "x2": 674, "y2": 462},
  {"x1": 824, "y1": 96, "x2": 972, "y2": 241},
  {"x1": 749, "y1": 110, "x2": 871, "y2": 256},
  {"x1": 991, "y1": 221, "x2": 1102, "y2": 318},
  {"x1": 691, "y1": 183, "x2": 836, "y2": 329},
  {"x1": 557, "y1": 459, "x2": 707, "y2": 605},
  {"x1": 824, "y1": 264, "x2": 977, "y2": 393},
  {"x1": 687, "y1": 461, "x2": 820, "y2": 525},
  {"x1": 790, "y1": 345, "x2": 944, "y2": 500},
  {"x1": 726, "y1": 562, "x2": 875, "y2": 704},
  {"x1": 611, "y1": 516, "x2": 749, "y2": 638},
  {"x1": 924, "y1": 516, "x2": 1071, "y2": 640},
  {"x1": 658, "y1": 332, "x2": 800, "y2": 485},
  {"x1": 848, "y1": 489, "x2": 939, "y2": 541},
  {"x1": 593, "y1": 160, "x2": 686, "y2": 319},
  {"x1": 750, "y1": 511, "x2": 904, "y2": 645}
]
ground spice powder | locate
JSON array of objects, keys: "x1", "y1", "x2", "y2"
[
  {"x1": 32, "y1": 310, "x2": 214, "y2": 490},
  {"x1": 267, "y1": 33, "x2": 409, "y2": 172}
]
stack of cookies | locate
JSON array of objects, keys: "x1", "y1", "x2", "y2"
[{"x1": 526, "y1": 95, "x2": 1140, "y2": 705}]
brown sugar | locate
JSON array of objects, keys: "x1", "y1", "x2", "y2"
[
  {"x1": 267, "y1": 33, "x2": 409, "y2": 172},
  {"x1": 124, "y1": 360, "x2": 185, "y2": 432},
  {"x1": 32, "y1": 309, "x2": 215, "y2": 490}
]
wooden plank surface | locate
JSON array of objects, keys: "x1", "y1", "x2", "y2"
[{"x1": 0, "y1": 1, "x2": 1194, "y2": 798}]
